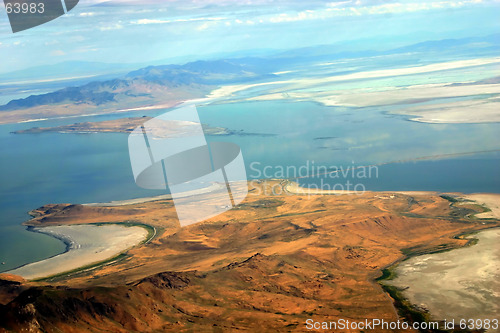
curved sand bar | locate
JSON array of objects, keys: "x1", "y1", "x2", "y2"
[{"x1": 5, "y1": 224, "x2": 148, "y2": 280}]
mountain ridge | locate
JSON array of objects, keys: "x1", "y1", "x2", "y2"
[
  {"x1": 2, "y1": 33, "x2": 498, "y2": 114},
  {"x1": 0, "y1": 181, "x2": 497, "y2": 332},
  {"x1": 0, "y1": 59, "x2": 272, "y2": 112}
]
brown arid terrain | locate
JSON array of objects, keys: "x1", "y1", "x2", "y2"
[
  {"x1": 11, "y1": 117, "x2": 231, "y2": 136},
  {"x1": 0, "y1": 180, "x2": 498, "y2": 332},
  {"x1": 0, "y1": 85, "x2": 206, "y2": 125}
]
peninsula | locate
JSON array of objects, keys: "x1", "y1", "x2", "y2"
[{"x1": 0, "y1": 180, "x2": 498, "y2": 331}]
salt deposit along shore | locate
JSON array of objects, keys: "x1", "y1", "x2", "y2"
[
  {"x1": 285, "y1": 179, "x2": 500, "y2": 323},
  {"x1": 5, "y1": 224, "x2": 149, "y2": 280},
  {"x1": 385, "y1": 228, "x2": 500, "y2": 324}
]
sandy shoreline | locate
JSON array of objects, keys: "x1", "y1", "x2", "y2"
[
  {"x1": 386, "y1": 228, "x2": 500, "y2": 323},
  {"x1": 284, "y1": 181, "x2": 500, "y2": 217},
  {"x1": 1, "y1": 56, "x2": 498, "y2": 126},
  {"x1": 2, "y1": 101, "x2": 185, "y2": 125},
  {"x1": 84, "y1": 182, "x2": 225, "y2": 206},
  {"x1": 33, "y1": 178, "x2": 500, "y2": 213},
  {"x1": 4, "y1": 224, "x2": 148, "y2": 280},
  {"x1": 284, "y1": 181, "x2": 361, "y2": 195},
  {"x1": 5, "y1": 180, "x2": 499, "y2": 282},
  {"x1": 286, "y1": 180, "x2": 500, "y2": 324}
]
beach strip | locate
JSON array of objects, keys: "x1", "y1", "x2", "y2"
[{"x1": 5, "y1": 224, "x2": 149, "y2": 280}]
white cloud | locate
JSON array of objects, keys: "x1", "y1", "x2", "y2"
[
  {"x1": 197, "y1": 22, "x2": 210, "y2": 30},
  {"x1": 132, "y1": 18, "x2": 170, "y2": 25},
  {"x1": 264, "y1": 0, "x2": 490, "y2": 24},
  {"x1": 131, "y1": 16, "x2": 226, "y2": 25},
  {"x1": 100, "y1": 23, "x2": 124, "y2": 31},
  {"x1": 51, "y1": 50, "x2": 66, "y2": 56},
  {"x1": 197, "y1": 20, "x2": 221, "y2": 30},
  {"x1": 231, "y1": 18, "x2": 257, "y2": 25},
  {"x1": 350, "y1": 7, "x2": 361, "y2": 15},
  {"x1": 326, "y1": 1, "x2": 353, "y2": 7}
]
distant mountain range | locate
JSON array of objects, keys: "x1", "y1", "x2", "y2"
[
  {"x1": 0, "y1": 61, "x2": 136, "y2": 84},
  {"x1": 272, "y1": 33, "x2": 500, "y2": 64},
  {"x1": 0, "y1": 60, "x2": 274, "y2": 112},
  {"x1": 1, "y1": 33, "x2": 498, "y2": 113}
]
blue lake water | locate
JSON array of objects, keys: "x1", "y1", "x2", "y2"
[{"x1": 0, "y1": 100, "x2": 499, "y2": 271}]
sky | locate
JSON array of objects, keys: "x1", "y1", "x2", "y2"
[{"x1": 0, "y1": 0, "x2": 499, "y2": 74}]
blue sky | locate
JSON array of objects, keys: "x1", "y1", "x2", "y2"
[{"x1": 0, "y1": 0, "x2": 499, "y2": 73}]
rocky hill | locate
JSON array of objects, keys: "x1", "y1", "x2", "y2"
[{"x1": 0, "y1": 181, "x2": 496, "y2": 332}]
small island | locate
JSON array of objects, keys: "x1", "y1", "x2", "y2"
[{"x1": 11, "y1": 116, "x2": 275, "y2": 137}]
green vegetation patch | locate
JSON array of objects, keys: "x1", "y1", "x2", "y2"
[
  {"x1": 381, "y1": 284, "x2": 434, "y2": 325},
  {"x1": 440, "y1": 195, "x2": 459, "y2": 203},
  {"x1": 272, "y1": 209, "x2": 326, "y2": 218},
  {"x1": 375, "y1": 266, "x2": 398, "y2": 281},
  {"x1": 237, "y1": 198, "x2": 285, "y2": 209},
  {"x1": 401, "y1": 243, "x2": 460, "y2": 260}
]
